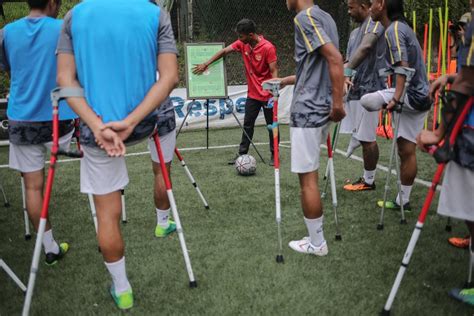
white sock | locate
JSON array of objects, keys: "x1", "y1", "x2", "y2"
[
  {"x1": 105, "y1": 257, "x2": 131, "y2": 294},
  {"x1": 42, "y1": 229, "x2": 59, "y2": 255},
  {"x1": 396, "y1": 185, "x2": 413, "y2": 205},
  {"x1": 363, "y1": 169, "x2": 376, "y2": 185},
  {"x1": 304, "y1": 216, "x2": 325, "y2": 247},
  {"x1": 156, "y1": 208, "x2": 170, "y2": 228}
]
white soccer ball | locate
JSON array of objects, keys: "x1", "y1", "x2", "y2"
[{"x1": 235, "y1": 154, "x2": 257, "y2": 176}]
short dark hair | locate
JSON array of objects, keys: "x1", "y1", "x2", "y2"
[
  {"x1": 235, "y1": 19, "x2": 256, "y2": 35},
  {"x1": 355, "y1": 0, "x2": 371, "y2": 6},
  {"x1": 27, "y1": 0, "x2": 50, "y2": 9},
  {"x1": 386, "y1": 0, "x2": 406, "y2": 22}
]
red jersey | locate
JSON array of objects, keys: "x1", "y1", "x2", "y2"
[{"x1": 231, "y1": 36, "x2": 277, "y2": 101}]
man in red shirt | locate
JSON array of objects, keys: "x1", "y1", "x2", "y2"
[{"x1": 193, "y1": 19, "x2": 279, "y2": 165}]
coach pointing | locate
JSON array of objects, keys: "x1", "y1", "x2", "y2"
[{"x1": 193, "y1": 18, "x2": 279, "y2": 166}]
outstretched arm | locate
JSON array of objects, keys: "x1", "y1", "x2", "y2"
[{"x1": 193, "y1": 45, "x2": 235, "y2": 74}]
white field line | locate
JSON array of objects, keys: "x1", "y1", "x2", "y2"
[{"x1": 0, "y1": 141, "x2": 438, "y2": 189}]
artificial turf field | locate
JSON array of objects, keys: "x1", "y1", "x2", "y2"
[{"x1": 0, "y1": 125, "x2": 472, "y2": 315}]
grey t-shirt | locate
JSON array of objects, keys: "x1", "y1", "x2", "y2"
[
  {"x1": 384, "y1": 20, "x2": 430, "y2": 109},
  {"x1": 348, "y1": 17, "x2": 388, "y2": 101},
  {"x1": 291, "y1": 5, "x2": 339, "y2": 128},
  {"x1": 56, "y1": 4, "x2": 178, "y2": 139},
  {"x1": 346, "y1": 27, "x2": 360, "y2": 61},
  {"x1": 459, "y1": 12, "x2": 473, "y2": 68}
]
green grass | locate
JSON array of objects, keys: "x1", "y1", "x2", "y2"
[{"x1": 0, "y1": 125, "x2": 472, "y2": 315}]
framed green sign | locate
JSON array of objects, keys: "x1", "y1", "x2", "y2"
[{"x1": 184, "y1": 43, "x2": 228, "y2": 100}]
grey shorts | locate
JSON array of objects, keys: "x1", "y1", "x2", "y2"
[
  {"x1": 9, "y1": 130, "x2": 74, "y2": 173},
  {"x1": 81, "y1": 129, "x2": 176, "y2": 195},
  {"x1": 437, "y1": 161, "x2": 474, "y2": 222}
]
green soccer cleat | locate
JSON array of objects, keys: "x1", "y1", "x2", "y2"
[
  {"x1": 45, "y1": 242, "x2": 69, "y2": 266},
  {"x1": 155, "y1": 220, "x2": 177, "y2": 238},
  {"x1": 449, "y1": 287, "x2": 474, "y2": 306},
  {"x1": 110, "y1": 286, "x2": 133, "y2": 310},
  {"x1": 377, "y1": 200, "x2": 412, "y2": 212}
]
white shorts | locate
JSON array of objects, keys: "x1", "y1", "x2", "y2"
[
  {"x1": 339, "y1": 101, "x2": 354, "y2": 134},
  {"x1": 344, "y1": 100, "x2": 378, "y2": 142},
  {"x1": 437, "y1": 162, "x2": 474, "y2": 222},
  {"x1": 363, "y1": 88, "x2": 428, "y2": 144},
  {"x1": 290, "y1": 124, "x2": 330, "y2": 174},
  {"x1": 148, "y1": 129, "x2": 176, "y2": 164},
  {"x1": 9, "y1": 130, "x2": 74, "y2": 173},
  {"x1": 81, "y1": 129, "x2": 176, "y2": 195}
]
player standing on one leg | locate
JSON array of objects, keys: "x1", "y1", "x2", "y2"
[
  {"x1": 417, "y1": 5, "x2": 474, "y2": 306},
  {"x1": 342, "y1": 0, "x2": 388, "y2": 192},
  {"x1": 193, "y1": 19, "x2": 279, "y2": 165},
  {"x1": 361, "y1": 0, "x2": 431, "y2": 211},
  {"x1": 0, "y1": 0, "x2": 76, "y2": 265},
  {"x1": 150, "y1": 97, "x2": 178, "y2": 238},
  {"x1": 57, "y1": 0, "x2": 179, "y2": 310},
  {"x1": 273, "y1": 0, "x2": 345, "y2": 256}
]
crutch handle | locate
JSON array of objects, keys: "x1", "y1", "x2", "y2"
[{"x1": 262, "y1": 80, "x2": 281, "y2": 97}]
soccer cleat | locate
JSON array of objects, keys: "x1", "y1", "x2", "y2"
[
  {"x1": 110, "y1": 285, "x2": 133, "y2": 310},
  {"x1": 45, "y1": 242, "x2": 69, "y2": 266},
  {"x1": 448, "y1": 236, "x2": 470, "y2": 249},
  {"x1": 343, "y1": 178, "x2": 376, "y2": 191},
  {"x1": 228, "y1": 153, "x2": 240, "y2": 165},
  {"x1": 288, "y1": 237, "x2": 328, "y2": 256},
  {"x1": 155, "y1": 220, "x2": 177, "y2": 238},
  {"x1": 377, "y1": 200, "x2": 412, "y2": 212},
  {"x1": 449, "y1": 287, "x2": 474, "y2": 306},
  {"x1": 345, "y1": 136, "x2": 361, "y2": 158}
]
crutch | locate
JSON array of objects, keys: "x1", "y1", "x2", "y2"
[
  {"x1": 20, "y1": 174, "x2": 32, "y2": 240},
  {"x1": 325, "y1": 134, "x2": 342, "y2": 240},
  {"x1": 262, "y1": 80, "x2": 283, "y2": 263},
  {"x1": 381, "y1": 96, "x2": 473, "y2": 315},
  {"x1": 0, "y1": 175, "x2": 9, "y2": 207},
  {"x1": 22, "y1": 87, "x2": 84, "y2": 316},
  {"x1": 322, "y1": 70, "x2": 356, "y2": 198},
  {"x1": 377, "y1": 67, "x2": 415, "y2": 230},
  {"x1": 152, "y1": 133, "x2": 197, "y2": 287},
  {"x1": 174, "y1": 148, "x2": 209, "y2": 209}
]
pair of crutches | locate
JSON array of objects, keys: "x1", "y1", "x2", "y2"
[
  {"x1": 381, "y1": 96, "x2": 474, "y2": 315},
  {"x1": 22, "y1": 88, "x2": 197, "y2": 316},
  {"x1": 377, "y1": 67, "x2": 416, "y2": 230}
]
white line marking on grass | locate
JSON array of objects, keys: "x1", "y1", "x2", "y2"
[{"x1": 0, "y1": 141, "x2": 291, "y2": 169}]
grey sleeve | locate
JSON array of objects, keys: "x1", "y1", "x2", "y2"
[
  {"x1": 157, "y1": 10, "x2": 178, "y2": 55},
  {"x1": 0, "y1": 29, "x2": 9, "y2": 71},
  {"x1": 294, "y1": 12, "x2": 332, "y2": 54},
  {"x1": 385, "y1": 22, "x2": 408, "y2": 65},
  {"x1": 56, "y1": 10, "x2": 74, "y2": 55}
]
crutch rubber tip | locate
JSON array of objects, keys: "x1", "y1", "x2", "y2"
[
  {"x1": 98, "y1": 246, "x2": 101, "y2": 253},
  {"x1": 276, "y1": 255, "x2": 284, "y2": 263},
  {"x1": 464, "y1": 281, "x2": 473, "y2": 288},
  {"x1": 400, "y1": 219, "x2": 407, "y2": 225},
  {"x1": 122, "y1": 220, "x2": 128, "y2": 224},
  {"x1": 4, "y1": 202, "x2": 10, "y2": 207},
  {"x1": 24, "y1": 234, "x2": 32, "y2": 241},
  {"x1": 445, "y1": 225, "x2": 452, "y2": 232},
  {"x1": 335, "y1": 235, "x2": 342, "y2": 241},
  {"x1": 380, "y1": 309, "x2": 390, "y2": 316},
  {"x1": 189, "y1": 281, "x2": 198, "y2": 288},
  {"x1": 377, "y1": 224, "x2": 384, "y2": 231},
  {"x1": 205, "y1": 205, "x2": 210, "y2": 210}
]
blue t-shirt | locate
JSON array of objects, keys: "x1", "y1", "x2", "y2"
[
  {"x1": 0, "y1": 17, "x2": 76, "y2": 121},
  {"x1": 56, "y1": 0, "x2": 177, "y2": 124}
]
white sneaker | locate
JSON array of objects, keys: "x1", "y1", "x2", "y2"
[
  {"x1": 288, "y1": 237, "x2": 328, "y2": 256},
  {"x1": 345, "y1": 136, "x2": 361, "y2": 158}
]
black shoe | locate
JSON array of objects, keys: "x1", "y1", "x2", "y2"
[
  {"x1": 45, "y1": 242, "x2": 69, "y2": 266},
  {"x1": 228, "y1": 153, "x2": 239, "y2": 165},
  {"x1": 269, "y1": 156, "x2": 275, "y2": 166}
]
